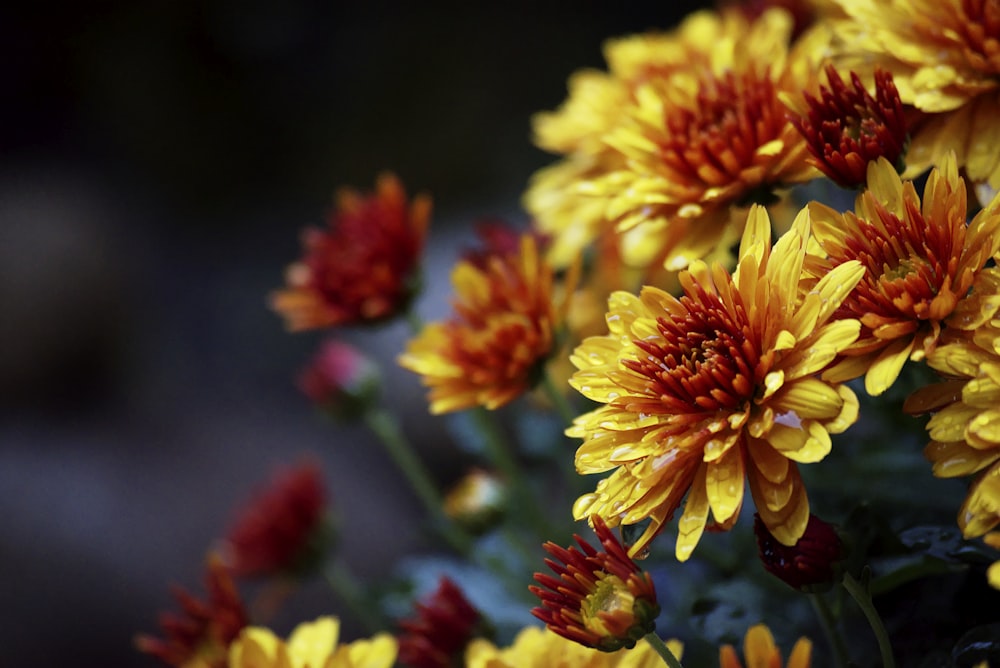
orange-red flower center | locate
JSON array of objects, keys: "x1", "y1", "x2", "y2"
[
  {"x1": 660, "y1": 69, "x2": 784, "y2": 187},
  {"x1": 624, "y1": 287, "x2": 760, "y2": 412}
]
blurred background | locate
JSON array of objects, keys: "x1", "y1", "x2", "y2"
[{"x1": 0, "y1": 2, "x2": 705, "y2": 665}]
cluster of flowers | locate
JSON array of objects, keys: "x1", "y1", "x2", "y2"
[{"x1": 139, "y1": 0, "x2": 1000, "y2": 666}]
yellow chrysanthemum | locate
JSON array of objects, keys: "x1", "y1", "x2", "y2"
[
  {"x1": 228, "y1": 616, "x2": 396, "y2": 668},
  {"x1": 807, "y1": 154, "x2": 1000, "y2": 396},
  {"x1": 830, "y1": 0, "x2": 1000, "y2": 187},
  {"x1": 567, "y1": 205, "x2": 864, "y2": 561},
  {"x1": 905, "y1": 318, "x2": 1000, "y2": 540},
  {"x1": 526, "y1": 7, "x2": 827, "y2": 273},
  {"x1": 591, "y1": 9, "x2": 825, "y2": 270},
  {"x1": 398, "y1": 234, "x2": 569, "y2": 414},
  {"x1": 719, "y1": 624, "x2": 812, "y2": 668},
  {"x1": 464, "y1": 625, "x2": 681, "y2": 668}
]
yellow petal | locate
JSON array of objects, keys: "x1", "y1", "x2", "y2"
[
  {"x1": 676, "y1": 465, "x2": 711, "y2": 562},
  {"x1": 706, "y1": 446, "x2": 745, "y2": 524},
  {"x1": 865, "y1": 337, "x2": 916, "y2": 396}
]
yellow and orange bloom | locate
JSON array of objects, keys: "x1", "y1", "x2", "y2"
[
  {"x1": 228, "y1": 616, "x2": 397, "y2": 668},
  {"x1": 397, "y1": 577, "x2": 486, "y2": 668},
  {"x1": 526, "y1": 7, "x2": 828, "y2": 274},
  {"x1": 270, "y1": 173, "x2": 430, "y2": 331},
  {"x1": 904, "y1": 319, "x2": 1000, "y2": 540},
  {"x1": 398, "y1": 231, "x2": 571, "y2": 414},
  {"x1": 464, "y1": 625, "x2": 680, "y2": 668},
  {"x1": 135, "y1": 554, "x2": 248, "y2": 668},
  {"x1": 830, "y1": 0, "x2": 1000, "y2": 188},
  {"x1": 588, "y1": 8, "x2": 824, "y2": 269},
  {"x1": 808, "y1": 154, "x2": 1000, "y2": 396},
  {"x1": 221, "y1": 460, "x2": 329, "y2": 579},
  {"x1": 719, "y1": 624, "x2": 812, "y2": 668},
  {"x1": 790, "y1": 65, "x2": 908, "y2": 189},
  {"x1": 567, "y1": 205, "x2": 864, "y2": 560},
  {"x1": 530, "y1": 515, "x2": 660, "y2": 652}
]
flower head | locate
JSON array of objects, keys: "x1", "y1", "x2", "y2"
[
  {"x1": 830, "y1": 0, "x2": 1000, "y2": 187},
  {"x1": 530, "y1": 515, "x2": 660, "y2": 652},
  {"x1": 270, "y1": 172, "x2": 430, "y2": 331},
  {"x1": 568, "y1": 205, "x2": 864, "y2": 560},
  {"x1": 984, "y1": 532, "x2": 1000, "y2": 590},
  {"x1": 809, "y1": 154, "x2": 1000, "y2": 395},
  {"x1": 790, "y1": 65, "x2": 908, "y2": 189},
  {"x1": 754, "y1": 512, "x2": 843, "y2": 592},
  {"x1": 719, "y1": 624, "x2": 812, "y2": 668},
  {"x1": 526, "y1": 7, "x2": 827, "y2": 273},
  {"x1": 398, "y1": 231, "x2": 569, "y2": 414},
  {"x1": 442, "y1": 468, "x2": 507, "y2": 535},
  {"x1": 297, "y1": 339, "x2": 381, "y2": 418},
  {"x1": 228, "y1": 616, "x2": 397, "y2": 668},
  {"x1": 904, "y1": 318, "x2": 1000, "y2": 540},
  {"x1": 221, "y1": 460, "x2": 330, "y2": 579},
  {"x1": 464, "y1": 625, "x2": 681, "y2": 668},
  {"x1": 135, "y1": 554, "x2": 248, "y2": 668},
  {"x1": 590, "y1": 9, "x2": 825, "y2": 270},
  {"x1": 397, "y1": 577, "x2": 487, "y2": 668}
]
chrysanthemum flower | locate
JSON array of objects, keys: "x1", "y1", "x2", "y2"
[
  {"x1": 808, "y1": 154, "x2": 1000, "y2": 396},
  {"x1": 270, "y1": 172, "x2": 430, "y2": 331},
  {"x1": 135, "y1": 554, "x2": 248, "y2": 668},
  {"x1": 526, "y1": 7, "x2": 827, "y2": 273},
  {"x1": 397, "y1": 577, "x2": 487, "y2": 668},
  {"x1": 530, "y1": 515, "x2": 660, "y2": 652},
  {"x1": 904, "y1": 319, "x2": 1000, "y2": 540},
  {"x1": 228, "y1": 616, "x2": 397, "y2": 668},
  {"x1": 790, "y1": 65, "x2": 908, "y2": 189},
  {"x1": 464, "y1": 625, "x2": 681, "y2": 668},
  {"x1": 719, "y1": 624, "x2": 812, "y2": 668},
  {"x1": 221, "y1": 460, "x2": 329, "y2": 579},
  {"x1": 398, "y1": 232, "x2": 570, "y2": 414},
  {"x1": 754, "y1": 512, "x2": 843, "y2": 592},
  {"x1": 830, "y1": 0, "x2": 1000, "y2": 187},
  {"x1": 590, "y1": 8, "x2": 826, "y2": 270},
  {"x1": 568, "y1": 205, "x2": 864, "y2": 560},
  {"x1": 297, "y1": 339, "x2": 381, "y2": 418},
  {"x1": 442, "y1": 468, "x2": 506, "y2": 535}
]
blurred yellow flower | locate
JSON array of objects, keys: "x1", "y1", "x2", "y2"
[
  {"x1": 228, "y1": 616, "x2": 396, "y2": 668},
  {"x1": 464, "y1": 625, "x2": 680, "y2": 668},
  {"x1": 808, "y1": 154, "x2": 1000, "y2": 396},
  {"x1": 528, "y1": 7, "x2": 827, "y2": 275},
  {"x1": 719, "y1": 624, "x2": 812, "y2": 668},
  {"x1": 398, "y1": 233, "x2": 569, "y2": 414},
  {"x1": 567, "y1": 205, "x2": 863, "y2": 560},
  {"x1": 830, "y1": 0, "x2": 1000, "y2": 187}
]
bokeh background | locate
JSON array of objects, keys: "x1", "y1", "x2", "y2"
[{"x1": 0, "y1": 2, "x2": 706, "y2": 665}]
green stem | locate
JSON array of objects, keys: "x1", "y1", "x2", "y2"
[
  {"x1": 842, "y1": 572, "x2": 896, "y2": 668},
  {"x1": 469, "y1": 407, "x2": 551, "y2": 539},
  {"x1": 364, "y1": 407, "x2": 473, "y2": 555},
  {"x1": 324, "y1": 558, "x2": 384, "y2": 634},
  {"x1": 542, "y1": 368, "x2": 576, "y2": 428},
  {"x1": 809, "y1": 592, "x2": 851, "y2": 668},
  {"x1": 644, "y1": 632, "x2": 684, "y2": 668},
  {"x1": 405, "y1": 307, "x2": 424, "y2": 334}
]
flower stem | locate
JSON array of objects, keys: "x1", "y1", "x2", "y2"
[
  {"x1": 363, "y1": 407, "x2": 472, "y2": 555},
  {"x1": 468, "y1": 407, "x2": 551, "y2": 539},
  {"x1": 644, "y1": 632, "x2": 684, "y2": 668},
  {"x1": 842, "y1": 571, "x2": 895, "y2": 668},
  {"x1": 542, "y1": 368, "x2": 576, "y2": 428},
  {"x1": 809, "y1": 592, "x2": 851, "y2": 668},
  {"x1": 324, "y1": 558, "x2": 385, "y2": 634}
]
